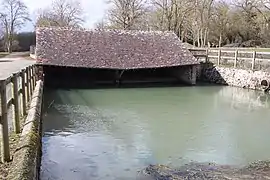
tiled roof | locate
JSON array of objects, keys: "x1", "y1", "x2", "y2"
[{"x1": 36, "y1": 27, "x2": 199, "y2": 69}]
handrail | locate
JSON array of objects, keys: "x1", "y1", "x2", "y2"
[{"x1": 0, "y1": 65, "x2": 37, "y2": 163}]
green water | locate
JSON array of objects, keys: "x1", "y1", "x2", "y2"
[{"x1": 40, "y1": 86, "x2": 270, "y2": 180}]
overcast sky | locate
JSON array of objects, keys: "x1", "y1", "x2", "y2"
[{"x1": 21, "y1": 0, "x2": 109, "y2": 32}]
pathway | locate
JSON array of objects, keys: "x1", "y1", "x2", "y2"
[
  {"x1": 0, "y1": 52, "x2": 36, "y2": 130},
  {"x1": 0, "y1": 52, "x2": 35, "y2": 80}
]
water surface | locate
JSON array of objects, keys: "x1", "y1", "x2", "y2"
[{"x1": 41, "y1": 86, "x2": 270, "y2": 180}]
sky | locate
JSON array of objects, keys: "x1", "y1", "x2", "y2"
[{"x1": 21, "y1": 0, "x2": 109, "y2": 32}]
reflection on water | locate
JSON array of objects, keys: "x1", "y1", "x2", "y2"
[{"x1": 41, "y1": 86, "x2": 270, "y2": 180}]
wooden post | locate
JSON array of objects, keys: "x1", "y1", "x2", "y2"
[
  {"x1": 31, "y1": 66, "x2": 35, "y2": 91},
  {"x1": 217, "y1": 49, "x2": 221, "y2": 66},
  {"x1": 252, "y1": 51, "x2": 256, "y2": 70},
  {"x1": 234, "y1": 50, "x2": 238, "y2": 68},
  {"x1": 205, "y1": 48, "x2": 209, "y2": 63},
  {"x1": 33, "y1": 66, "x2": 36, "y2": 87},
  {"x1": 11, "y1": 73, "x2": 20, "y2": 133},
  {"x1": 20, "y1": 70, "x2": 27, "y2": 115},
  {"x1": 25, "y1": 67, "x2": 30, "y2": 103},
  {"x1": 28, "y1": 67, "x2": 33, "y2": 95},
  {"x1": 0, "y1": 80, "x2": 10, "y2": 162}
]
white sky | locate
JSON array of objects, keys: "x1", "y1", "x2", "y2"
[{"x1": 21, "y1": 0, "x2": 109, "y2": 32}]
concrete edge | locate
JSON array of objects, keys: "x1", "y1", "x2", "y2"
[{"x1": 8, "y1": 80, "x2": 43, "y2": 180}]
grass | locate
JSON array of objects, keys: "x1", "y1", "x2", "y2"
[
  {"x1": 0, "y1": 114, "x2": 27, "y2": 180},
  {"x1": 0, "y1": 52, "x2": 9, "y2": 58},
  {"x1": 0, "y1": 133, "x2": 20, "y2": 180}
]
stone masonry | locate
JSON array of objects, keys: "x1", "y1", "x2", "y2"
[{"x1": 201, "y1": 64, "x2": 270, "y2": 91}]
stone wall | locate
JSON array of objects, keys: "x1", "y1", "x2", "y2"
[{"x1": 201, "y1": 64, "x2": 270, "y2": 91}]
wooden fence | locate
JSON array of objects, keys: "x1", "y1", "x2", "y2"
[
  {"x1": 189, "y1": 48, "x2": 270, "y2": 71},
  {"x1": 0, "y1": 65, "x2": 37, "y2": 163}
]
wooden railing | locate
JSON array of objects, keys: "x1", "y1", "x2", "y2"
[
  {"x1": 189, "y1": 48, "x2": 270, "y2": 71},
  {"x1": 0, "y1": 65, "x2": 37, "y2": 162}
]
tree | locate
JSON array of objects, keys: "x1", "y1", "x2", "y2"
[
  {"x1": 0, "y1": 0, "x2": 30, "y2": 53},
  {"x1": 106, "y1": 0, "x2": 148, "y2": 30},
  {"x1": 210, "y1": 1, "x2": 230, "y2": 47},
  {"x1": 36, "y1": 0, "x2": 84, "y2": 28}
]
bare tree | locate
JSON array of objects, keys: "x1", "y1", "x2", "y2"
[
  {"x1": 0, "y1": 0, "x2": 30, "y2": 53},
  {"x1": 151, "y1": 0, "x2": 193, "y2": 40},
  {"x1": 210, "y1": 0, "x2": 230, "y2": 47},
  {"x1": 36, "y1": 0, "x2": 84, "y2": 28},
  {"x1": 106, "y1": 0, "x2": 148, "y2": 30}
]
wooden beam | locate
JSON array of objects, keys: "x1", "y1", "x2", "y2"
[
  {"x1": 234, "y1": 50, "x2": 238, "y2": 68},
  {"x1": 0, "y1": 80, "x2": 10, "y2": 162},
  {"x1": 252, "y1": 51, "x2": 256, "y2": 70},
  {"x1": 12, "y1": 73, "x2": 20, "y2": 133},
  {"x1": 20, "y1": 70, "x2": 27, "y2": 115}
]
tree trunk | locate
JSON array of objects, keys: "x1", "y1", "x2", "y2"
[
  {"x1": 219, "y1": 33, "x2": 222, "y2": 48},
  {"x1": 7, "y1": 34, "x2": 13, "y2": 53},
  {"x1": 197, "y1": 28, "x2": 200, "y2": 47}
]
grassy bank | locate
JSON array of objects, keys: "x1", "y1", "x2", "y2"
[
  {"x1": 0, "y1": 114, "x2": 27, "y2": 180},
  {"x1": 0, "y1": 134, "x2": 20, "y2": 180},
  {"x1": 0, "y1": 52, "x2": 9, "y2": 58}
]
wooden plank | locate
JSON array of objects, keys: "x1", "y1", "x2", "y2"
[
  {"x1": 11, "y1": 74, "x2": 20, "y2": 133},
  {"x1": 193, "y1": 55, "x2": 207, "y2": 57},
  {"x1": 255, "y1": 52, "x2": 270, "y2": 55},
  {"x1": 237, "y1": 51, "x2": 254, "y2": 54},
  {"x1": 20, "y1": 70, "x2": 27, "y2": 115},
  {"x1": 0, "y1": 80, "x2": 10, "y2": 162},
  {"x1": 208, "y1": 55, "x2": 219, "y2": 58},
  {"x1": 217, "y1": 50, "x2": 236, "y2": 53},
  {"x1": 255, "y1": 58, "x2": 270, "y2": 62},
  {"x1": 209, "y1": 49, "x2": 219, "y2": 53}
]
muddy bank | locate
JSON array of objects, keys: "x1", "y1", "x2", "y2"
[{"x1": 140, "y1": 161, "x2": 270, "y2": 180}]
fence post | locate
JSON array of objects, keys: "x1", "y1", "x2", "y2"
[
  {"x1": 234, "y1": 50, "x2": 238, "y2": 68},
  {"x1": 26, "y1": 67, "x2": 30, "y2": 102},
  {"x1": 11, "y1": 73, "x2": 20, "y2": 133},
  {"x1": 28, "y1": 67, "x2": 33, "y2": 95},
  {"x1": 252, "y1": 51, "x2": 256, "y2": 70},
  {"x1": 30, "y1": 66, "x2": 35, "y2": 92},
  {"x1": 20, "y1": 70, "x2": 27, "y2": 115},
  {"x1": 33, "y1": 65, "x2": 36, "y2": 87},
  {"x1": 0, "y1": 80, "x2": 10, "y2": 162},
  {"x1": 217, "y1": 49, "x2": 221, "y2": 66},
  {"x1": 205, "y1": 48, "x2": 209, "y2": 63}
]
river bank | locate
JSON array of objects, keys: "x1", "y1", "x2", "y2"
[
  {"x1": 200, "y1": 63, "x2": 270, "y2": 92},
  {"x1": 141, "y1": 161, "x2": 270, "y2": 179}
]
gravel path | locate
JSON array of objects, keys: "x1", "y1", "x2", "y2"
[{"x1": 0, "y1": 53, "x2": 35, "y2": 80}]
